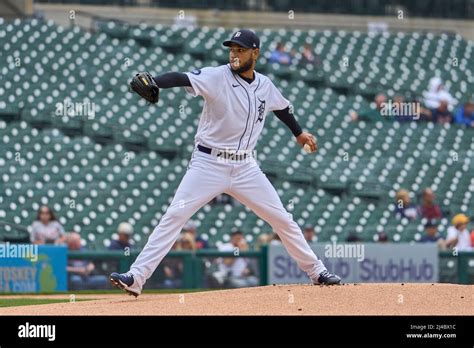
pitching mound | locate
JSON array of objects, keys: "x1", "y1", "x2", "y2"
[{"x1": 0, "y1": 283, "x2": 472, "y2": 315}]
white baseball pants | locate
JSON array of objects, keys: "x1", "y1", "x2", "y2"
[{"x1": 129, "y1": 148, "x2": 327, "y2": 288}]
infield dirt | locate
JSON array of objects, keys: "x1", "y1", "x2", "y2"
[{"x1": 0, "y1": 283, "x2": 472, "y2": 315}]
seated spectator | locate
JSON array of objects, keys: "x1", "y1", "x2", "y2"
[
  {"x1": 109, "y1": 222, "x2": 134, "y2": 251},
  {"x1": 30, "y1": 206, "x2": 65, "y2": 245},
  {"x1": 182, "y1": 220, "x2": 208, "y2": 249},
  {"x1": 213, "y1": 193, "x2": 234, "y2": 206},
  {"x1": 419, "y1": 221, "x2": 446, "y2": 249},
  {"x1": 391, "y1": 95, "x2": 420, "y2": 122},
  {"x1": 376, "y1": 232, "x2": 388, "y2": 243},
  {"x1": 394, "y1": 189, "x2": 417, "y2": 221},
  {"x1": 446, "y1": 214, "x2": 472, "y2": 251},
  {"x1": 350, "y1": 93, "x2": 387, "y2": 122},
  {"x1": 414, "y1": 97, "x2": 434, "y2": 121},
  {"x1": 303, "y1": 224, "x2": 316, "y2": 243},
  {"x1": 66, "y1": 232, "x2": 108, "y2": 290},
  {"x1": 180, "y1": 232, "x2": 197, "y2": 251},
  {"x1": 432, "y1": 100, "x2": 453, "y2": 124},
  {"x1": 299, "y1": 43, "x2": 315, "y2": 66},
  {"x1": 214, "y1": 230, "x2": 258, "y2": 288},
  {"x1": 161, "y1": 240, "x2": 184, "y2": 289},
  {"x1": 423, "y1": 77, "x2": 456, "y2": 111},
  {"x1": 454, "y1": 102, "x2": 474, "y2": 128},
  {"x1": 391, "y1": 95, "x2": 408, "y2": 121},
  {"x1": 255, "y1": 233, "x2": 273, "y2": 250},
  {"x1": 269, "y1": 42, "x2": 293, "y2": 65},
  {"x1": 418, "y1": 188, "x2": 442, "y2": 220}
]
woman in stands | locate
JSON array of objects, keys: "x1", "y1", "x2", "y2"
[{"x1": 30, "y1": 206, "x2": 65, "y2": 245}]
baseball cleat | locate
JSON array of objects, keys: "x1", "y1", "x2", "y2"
[
  {"x1": 313, "y1": 270, "x2": 342, "y2": 285},
  {"x1": 109, "y1": 272, "x2": 141, "y2": 297}
]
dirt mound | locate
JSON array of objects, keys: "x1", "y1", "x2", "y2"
[{"x1": 0, "y1": 283, "x2": 472, "y2": 315}]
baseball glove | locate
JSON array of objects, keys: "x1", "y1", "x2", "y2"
[{"x1": 130, "y1": 72, "x2": 160, "y2": 104}]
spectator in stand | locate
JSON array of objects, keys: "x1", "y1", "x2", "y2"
[
  {"x1": 269, "y1": 42, "x2": 294, "y2": 65},
  {"x1": 454, "y1": 102, "x2": 474, "y2": 128},
  {"x1": 160, "y1": 239, "x2": 185, "y2": 289},
  {"x1": 417, "y1": 188, "x2": 442, "y2": 220},
  {"x1": 213, "y1": 193, "x2": 234, "y2": 206},
  {"x1": 376, "y1": 232, "x2": 388, "y2": 243},
  {"x1": 255, "y1": 232, "x2": 273, "y2": 250},
  {"x1": 109, "y1": 222, "x2": 134, "y2": 251},
  {"x1": 419, "y1": 221, "x2": 446, "y2": 249},
  {"x1": 446, "y1": 214, "x2": 472, "y2": 251},
  {"x1": 182, "y1": 220, "x2": 208, "y2": 249},
  {"x1": 66, "y1": 232, "x2": 108, "y2": 290},
  {"x1": 30, "y1": 206, "x2": 65, "y2": 245},
  {"x1": 160, "y1": 233, "x2": 197, "y2": 289},
  {"x1": 179, "y1": 232, "x2": 197, "y2": 252},
  {"x1": 215, "y1": 229, "x2": 258, "y2": 288},
  {"x1": 299, "y1": 43, "x2": 315, "y2": 66},
  {"x1": 350, "y1": 93, "x2": 387, "y2": 122},
  {"x1": 392, "y1": 95, "x2": 408, "y2": 121},
  {"x1": 412, "y1": 96, "x2": 433, "y2": 121},
  {"x1": 394, "y1": 189, "x2": 417, "y2": 221},
  {"x1": 391, "y1": 95, "x2": 420, "y2": 122},
  {"x1": 303, "y1": 224, "x2": 316, "y2": 243},
  {"x1": 423, "y1": 77, "x2": 456, "y2": 112},
  {"x1": 432, "y1": 100, "x2": 453, "y2": 124}
]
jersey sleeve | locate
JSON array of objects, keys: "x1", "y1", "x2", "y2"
[
  {"x1": 184, "y1": 66, "x2": 223, "y2": 101},
  {"x1": 267, "y1": 80, "x2": 290, "y2": 111}
]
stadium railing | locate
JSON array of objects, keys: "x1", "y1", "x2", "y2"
[{"x1": 68, "y1": 247, "x2": 268, "y2": 288}]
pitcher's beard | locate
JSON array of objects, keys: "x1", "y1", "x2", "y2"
[{"x1": 231, "y1": 58, "x2": 254, "y2": 74}]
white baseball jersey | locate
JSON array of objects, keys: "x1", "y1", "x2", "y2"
[{"x1": 185, "y1": 64, "x2": 290, "y2": 151}]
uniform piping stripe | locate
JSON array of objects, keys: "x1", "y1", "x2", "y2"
[
  {"x1": 245, "y1": 77, "x2": 261, "y2": 150},
  {"x1": 232, "y1": 72, "x2": 252, "y2": 152}
]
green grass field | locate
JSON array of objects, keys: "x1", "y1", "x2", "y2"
[
  {"x1": 0, "y1": 298, "x2": 93, "y2": 308},
  {"x1": 0, "y1": 289, "x2": 216, "y2": 307},
  {"x1": 65, "y1": 288, "x2": 212, "y2": 295},
  {"x1": 0, "y1": 288, "x2": 212, "y2": 296}
]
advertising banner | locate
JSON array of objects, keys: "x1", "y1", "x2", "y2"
[
  {"x1": 0, "y1": 244, "x2": 67, "y2": 293},
  {"x1": 268, "y1": 243, "x2": 438, "y2": 284}
]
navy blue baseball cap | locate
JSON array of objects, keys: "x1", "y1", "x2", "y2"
[{"x1": 223, "y1": 29, "x2": 260, "y2": 49}]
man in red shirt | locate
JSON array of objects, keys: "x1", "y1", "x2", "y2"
[{"x1": 418, "y1": 188, "x2": 442, "y2": 220}]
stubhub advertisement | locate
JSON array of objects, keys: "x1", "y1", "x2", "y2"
[{"x1": 268, "y1": 243, "x2": 438, "y2": 283}]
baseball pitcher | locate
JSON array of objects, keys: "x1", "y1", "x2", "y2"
[{"x1": 110, "y1": 29, "x2": 341, "y2": 297}]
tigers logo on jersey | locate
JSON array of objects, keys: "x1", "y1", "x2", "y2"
[{"x1": 256, "y1": 98, "x2": 266, "y2": 123}]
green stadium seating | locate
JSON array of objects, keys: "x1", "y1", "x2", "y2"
[{"x1": 0, "y1": 18, "x2": 473, "y2": 249}]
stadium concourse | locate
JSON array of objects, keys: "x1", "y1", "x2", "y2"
[{"x1": 0, "y1": 17, "x2": 473, "y2": 252}]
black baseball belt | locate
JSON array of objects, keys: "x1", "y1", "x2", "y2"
[{"x1": 197, "y1": 144, "x2": 252, "y2": 161}]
